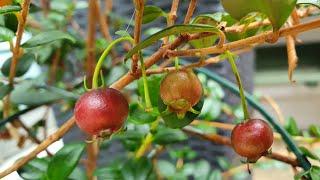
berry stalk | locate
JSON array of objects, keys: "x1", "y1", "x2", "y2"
[{"x1": 225, "y1": 51, "x2": 250, "y2": 120}]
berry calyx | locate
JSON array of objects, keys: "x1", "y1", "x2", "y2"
[
  {"x1": 74, "y1": 88, "x2": 129, "y2": 136},
  {"x1": 160, "y1": 69, "x2": 202, "y2": 118},
  {"x1": 231, "y1": 119, "x2": 274, "y2": 161}
]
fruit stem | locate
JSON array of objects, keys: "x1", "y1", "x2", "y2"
[
  {"x1": 193, "y1": 66, "x2": 312, "y2": 171},
  {"x1": 92, "y1": 36, "x2": 134, "y2": 89},
  {"x1": 225, "y1": 51, "x2": 250, "y2": 120},
  {"x1": 139, "y1": 53, "x2": 153, "y2": 111}
]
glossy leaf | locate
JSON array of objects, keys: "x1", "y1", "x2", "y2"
[
  {"x1": 310, "y1": 166, "x2": 320, "y2": 180},
  {"x1": 47, "y1": 143, "x2": 85, "y2": 180},
  {"x1": 125, "y1": 24, "x2": 222, "y2": 60},
  {"x1": 158, "y1": 96, "x2": 204, "y2": 128},
  {"x1": 142, "y1": 5, "x2": 166, "y2": 24},
  {"x1": 4, "y1": 13, "x2": 18, "y2": 32},
  {"x1": 190, "y1": 14, "x2": 220, "y2": 48},
  {"x1": 11, "y1": 80, "x2": 72, "y2": 105},
  {"x1": 297, "y1": 0, "x2": 320, "y2": 8},
  {"x1": 121, "y1": 157, "x2": 153, "y2": 180},
  {"x1": 138, "y1": 74, "x2": 163, "y2": 107},
  {"x1": 112, "y1": 130, "x2": 144, "y2": 151},
  {"x1": 221, "y1": 0, "x2": 297, "y2": 30},
  {"x1": 309, "y1": 124, "x2": 320, "y2": 137},
  {"x1": 208, "y1": 170, "x2": 222, "y2": 180},
  {"x1": 128, "y1": 103, "x2": 158, "y2": 124},
  {"x1": 0, "y1": 26, "x2": 14, "y2": 42},
  {"x1": 18, "y1": 158, "x2": 49, "y2": 180},
  {"x1": 0, "y1": 5, "x2": 21, "y2": 14},
  {"x1": 0, "y1": 82, "x2": 12, "y2": 99},
  {"x1": 194, "y1": 160, "x2": 211, "y2": 180},
  {"x1": 153, "y1": 128, "x2": 187, "y2": 145},
  {"x1": 22, "y1": 30, "x2": 76, "y2": 48},
  {"x1": 157, "y1": 160, "x2": 176, "y2": 178},
  {"x1": 95, "y1": 167, "x2": 123, "y2": 180},
  {"x1": 299, "y1": 146, "x2": 320, "y2": 160},
  {"x1": 1, "y1": 53, "x2": 34, "y2": 77},
  {"x1": 284, "y1": 117, "x2": 300, "y2": 136}
]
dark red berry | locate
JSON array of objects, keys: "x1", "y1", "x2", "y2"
[
  {"x1": 74, "y1": 88, "x2": 129, "y2": 136},
  {"x1": 160, "y1": 69, "x2": 202, "y2": 115},
  {"x1": 231, "y1": 119, "x2": 274, "y2": 160}
]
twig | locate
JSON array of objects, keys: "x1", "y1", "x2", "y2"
[
  {"x1": 40, "y1": 0, "x2": 50, "y2": 16},
  {"x1": 168, "y1": 18, "x2": 320, "y2": 57},
  {"x1": 48, "y1": 49, "x2": 61, "y2": 85},
  {"x1": 163, "y1": 0, "x2": 180, "y2": 45},
  {"x1": 95, "y1": 0, "x2": 112, "y2": 41},
  {"x1": 131, "y1": 0, "x2": 144, "y2": 74},
  {"x1": 85, "y1": 0, "x2": 98, "y2": 87},
  {"x1": 146, "y1": 47, "x2": 251, "y2": 75},
  {"x1": 183, "y1": 0, "x2": 198, "y2": 24},
  {"x1": 182, "y1": 127, "x2": 299, "y2": 167}
]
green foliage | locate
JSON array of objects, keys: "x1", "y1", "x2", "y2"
[
  {"x1": 0, "y1": 5, "x2": 21, "y2": 14},
  {"x1": 297, "y1": 0, "x2": 320, "y2": 8},
  {"x1": 18, "y1": 143, "x2": 85, "y2": 180},
  {"x1": 138, "y1": 74, "x2": 163, "y2": 107},
  {"x1": 153, "y1": 127, "x2": 187, "y2": 145},
  {"x1": 284, "y1": 117, "x2": 300, "y2": 136},
  {"x1": 22, "y1": 30, "x2": 76, "y2": 48},
  {"x1": 142, "y1": 5, "x2": 166, "y2": 24},
  {"x1": 128, "y1": 103, "x2": 159, "y2": 124},
  {"x1": 1, "y1": 53, "x2": 35, "y2": 77},
  {"x1": 0, "y1": 26, "x2": 14, "y2": 42},
  {"x1": 0, "y1": 82, "x2": 12, "y2": 99}
]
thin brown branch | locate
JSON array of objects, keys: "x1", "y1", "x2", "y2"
[
  {"x1": 131, "y1": 0, "x2": 144, "y2": 74},
  {"x1": 146, "y1": 47, "x2": 251, "y2": 75},
  {"x1": 48, "y1": 49, "x2": 61, "y2": 85},
  {"x1": 163, "y1": 0, "x2": 180, "y2": 45},
  {"x1": 183, "y1": 0, "x2": 198, "y2": 24},
  {"x1": 85, "y1": 0, "x2": 98, "y2": 87},
  {"x1": 40, "y1": 0, "x2": 50, "y2": 16},
  {"x1": 182, "y1": 127, "x2": 299, "y2": 167},
  {"x1": 95, "y1": 0, "x2": 112, "y2": 41},
  {"x1": 168, "y1": 18, "x2": 320, "y2": 58},
  {"x1": 0, "y1": 117, "x2": 76, "y2": 178}
]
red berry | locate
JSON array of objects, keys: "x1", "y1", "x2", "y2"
[
  {"x1": 231, "y1": 119, "x2": 273, "y2": 160},
  {"x1": 74, "y1": 88, "x2": 129, "y2": 136},
  {"x1": 160, "y1": 69, "x2": 202, "y2": 114}
]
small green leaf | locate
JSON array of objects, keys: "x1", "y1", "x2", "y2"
[
  {"x1": 299, "y1": 146, "x2": 320, "y2": 160},
  {"x1": 4, "y1": 13, "x2": 18, "y2": 32},
  {"x1": 157, "y1": 160, "x2": 176, "y2": 178},
  {"x1": 153, "y1": 128, "x2": 187, "y2": 145},
  {"x1": 0, "y1": 82, "x2": 12, "y2": 99},
  {"x1": 190, "y1": 14, "x2": 221, "y2": 48},
  {"x1": 310, "y1": 166, "x2": 320, "y2": 180},
  {"x1": 11, "y1": 80, "x2": 73, "y2": 105},
  {"x1": 115, "y1": 30, "x2": 131, "y2": 37},
  {"x1": 125, "y1": 24, "x2": 222, "y2": 60},
  {"x1": 138, "y1": 74, "x2": 163, "y2": 107},
  {"x1": 208, "y1": 170, "x2": 222, "y2": 180},
  {"x1": 121, "y1": 157, "x2": 153, "y2": 180},
  {"x1": 0, "y1": 26, "x2": 14, "y2": 42},
  {"x1": 1, "y1": 53, "x2": 35, "y2": 77},
  {"x1": 22, "y1": 31, "x2": 76, "y2": 48},
  {"x1": 297, "y1": 0, "x2": 320, "y2": 8},
  {"x1": 18, "y1": 158, "x2": 49, "y2": 180},
  {"x1": 142, "y1": 5, "x2": 166, "y2": 24},
  {"x1": 112, "y1": 130, "x2": 144, "y2": 151},
  {"x1": 309, "y1": 124, "x2": 320, "y2": 137},
  {"x1": 0, "y1": 5, "x2": 21, "y2": 14},
  {"x1": 284, "y1": 117, "x2": 300, "y2": 136},
  {"x1": 128, "y1": 103, "x2": 159, "y2": 124},
  {"x1": 95, "y1": 167, "x2": 123, "y2": 179},
  {"x1": 47, "y1": 143, "x2": 85, "y2": 180},
  {"x1": 194, "y1": 160, "x2": 211, "y2": 180}
]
